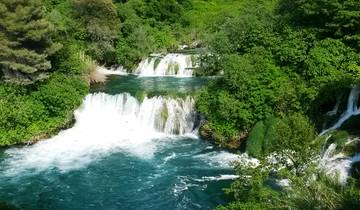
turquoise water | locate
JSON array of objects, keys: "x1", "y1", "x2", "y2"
[
  {"x1": 0, "y1": 75, "x2": 236, "y2": 210},
  {"x1": 91, "y1": 75, "x2": 211, "y2": 96}
]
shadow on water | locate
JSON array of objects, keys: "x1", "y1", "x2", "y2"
[{"x1": 0, "y1": 201, "x2": 18, "y2": 210}]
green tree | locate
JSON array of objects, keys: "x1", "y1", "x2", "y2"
[
  {"x1": 304, "y1": 38, "x2": 359, "y2": 84},
  {"x1": 278, "y1": 0, "x2": 360, "y2": 49},
  {"x1": 71, "y1": 0, "x2": 119, "y2": 63},
  {"x1": 272, "y1": 113, "x2": 318, "y2": 171},
  {"x1": 197, "y1": 48, "x2": 299, "y2": 147},
  {"x1": 0, "y1": 0, "x2": 61, "y2": 84},
  {"x1": 207, "y1": 2, "x2": 277, "y2": 55}
]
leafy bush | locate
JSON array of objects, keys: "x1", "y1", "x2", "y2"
[
  {"x1": 0, "y1": 73, "x2": 88, "y2": 146},
  {"x1": 197, "y1": 49, "x2": 299, "y2": 147},
  {"x1": 246, "y1": 121, "x2": 266, "y2": 157}
]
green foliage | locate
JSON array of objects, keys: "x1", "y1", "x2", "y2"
[
  {"x1": 246, "y1": 117, "x2": 281, "y2": 157},
  {"x1": 72, "y1": 0, "x2": 117, "y2": 18},
  {"x1": 278, "y1": 0, "x2": 360, "y2": 50},
  {"x1": 246, "y1": 121, "x2": 265, "y2": 157},
  {"x1": 197, "y1": 49, "x2": 299, "y2": 146},
  {"x1": 145, "y1": 0, "x2": 189, "y2": 23},
  {"x1": 262, "y1": 117, "x2": 281, "y2": 154},
  {"x1": 304, "y1": 38, "x2": 359, "y2": 84},
  {"x1": 245, "y1": 113, "x2": 317, "y2": 162},
  {"x1": 272, "y1": 113, "x2": 318, "y2": 169},
  {"x1": 0, "y1": 0, "x2": 61, "y2": 84},
  {"x1": 71, "y1": 0, "x2": 119, "y2": 63},
  {"x1": 116, "y1": 27, "x2": 154, "y2": 69},
  {"x1": 114, "y1": 0, "x2": 190, "y2": 69},
  {"x1": 196, "y1": 0, "x2": 360, "y2": 150},
  {"x1": 207, "y1": 3, "x2": 278, "y2": 55},
  {"x1": 274, "y1": 27, "x2": 316, "y2": 68},
  {"x1": 34, "y1": 74, "x2": 88, "y2": 117},
  {"x1": 51, "y1": 44, "x2": 87, "y2": 75},
  {"x1": 0, "y1": 73, "x2": 88, "y2": 146},
  {"x1": 221, "y1": 152, "x2": 360, "y2": 210}
]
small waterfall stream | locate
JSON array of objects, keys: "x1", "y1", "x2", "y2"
[
  {"x1": 321, "y1": 86, "x2": 360, "y2": 135},
  {"x1": 135, "y1": 54, "x2": 195, "y2": 77},
  {"x1": 319, "y1": 86, "x2": 360, "y2": 183}
]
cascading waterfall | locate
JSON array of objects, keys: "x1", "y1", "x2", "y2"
[
  {"x1": 319, "y1": 143, "x2": 360, "y2": 184},
  {"x1": 85, "y1": 93, "x2": 198, "y2": 135},
  {"x1": 321, "y1": 86, "x2": 360, "y2": 135},
  {"x1": 135, "y1": 53, "x2": 195, "y2": 77},
  {"x1": 318, "y1": 86, "x2": 360, "y2": 183},
  {"x1": 2, "y1": 93, "x2": 198, "y2": 174},
  {"x1": 78, "y1": 93, "x2": 198, "y2": 135}
]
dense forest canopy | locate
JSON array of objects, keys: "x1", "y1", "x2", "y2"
[
  {"x1": 197, "y1": 0, "x2": 360, "y2": 149},
  {"x1": 0, "y1": 0, "x2": 360, "y2": 209}
]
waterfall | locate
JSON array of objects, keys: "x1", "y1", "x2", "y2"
[
  {"x1": 319, "y1": 143, "x2": 360, "y2": 184},
  {"x1": 2, "y1": 93, "x2": 198, "y2": 174},
  {"x1": 81, "y1": 93, "x2": 198, "y2": 135},
  {"x1": 135, "y1": 54, "x2": 195, "y2": 77},
  {"x1": 320, "y1": 86, "x2": 360, "y2": 135}
]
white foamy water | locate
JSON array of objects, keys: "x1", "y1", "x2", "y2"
[
  {"x1": 135, "y1": 54, "x2": 195, "y2": 77},
  {"x1": 194, "y1": 151, "x2": 259, "y2": 168},
  {"x1": 321, "y1": 86, "x2": 360, "y2": 135},
  {"x1": 195, "y1": 175, "x2": 239, "y2": 182},
  {"x1": 2, "y1": 93, "x2": 198, "y2": 175},
  {"x1": 96, "y1": 66, "x2": 128, "y2": 75},
  {"x1": 319, "y1": 143, "x2": 360, "y2": 184}
]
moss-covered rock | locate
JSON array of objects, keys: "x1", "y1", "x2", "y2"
[
  {"x1": 154, "y1": 57, "x2": 161, "y2": 69},
  {"x1": 199, "y1": 123, "x2": 245, "y2": 149},
  {"x1": 135, "y1": 91, "x2": 147, "y2": 102},
  {"x1": 327, "y1": 131, "x2": 349, "y2": 150},
  {"x1": 167, "y1": 63, "x2": 180, "y2": 75}
]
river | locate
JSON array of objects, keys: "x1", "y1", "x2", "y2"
[{"x1": 0, "y1": 73, "x2": 239, "y2": 210}]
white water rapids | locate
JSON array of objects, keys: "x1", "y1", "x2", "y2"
[
  {"x1": 319, "y1": 143, "x2": 360, "y2": 184},
  {"x1": 135, "y1": 54, "x2": 195, "y2": 77},
  {"x1": 2, "y1": 93, "x2": 200, "y2": 174},
  {"x1": 319, "y1": 86, "x2": 360, "y2": 183}
]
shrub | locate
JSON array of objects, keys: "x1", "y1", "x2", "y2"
[{"x1": 246, "y1": 121, "x2": 266, "y2": 157}]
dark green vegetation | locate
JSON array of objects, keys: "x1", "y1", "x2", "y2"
[
  {"x1": 0, "y1": 0, "x2": 93, "y2": 146},
  {"x1": 194, "y1": 0, "x2": 360, "y2": 209},
  {"x1": 217, "y1": 162, "x2": 360, "y2": 210},
  {"x1": 196, "y1": 0, "x2": 360, "y2": 149},
  {"x1": 0, "y1": 0, "x2": 61, "y2": 84}
]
